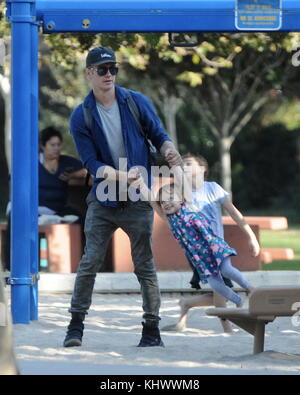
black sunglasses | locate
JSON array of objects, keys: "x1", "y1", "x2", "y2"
[{"x1": 96, "y1": 66, "x2": 119, "y2": 76}]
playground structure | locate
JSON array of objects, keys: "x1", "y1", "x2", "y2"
[{"x1": 4, "y1": 0, "x2": 300, "y2": 324}]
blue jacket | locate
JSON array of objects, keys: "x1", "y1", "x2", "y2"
[{"x1": 70, "y1": 85, "x2": 171, "y2": 206}]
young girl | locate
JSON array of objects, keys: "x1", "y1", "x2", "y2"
[
  {"x1": 131, "y1": 152, "x2": 260, "y2": 309},
  {"x1": 162, "y1": 154, "x2": 260, "y2": 332},
  {"x1": 163, "y1": 154, "x2": 233, "y2": 332}
]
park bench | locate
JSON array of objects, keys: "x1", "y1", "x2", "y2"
[
  {"x1": 206, "y1": 286, "x2": 300, "y2": 354},
  {"x1": 261, "y1": 248, "x2": 295, "y2": 264},
  {"x1": 222, "y1": 216, "x2": 288, "y2": 230},
  {"x1": 0, "y1": 185, "x2": 94, "y2": 273},
  {"x1": 0, "y1": 185, "x2": 291, "y2": 273}
]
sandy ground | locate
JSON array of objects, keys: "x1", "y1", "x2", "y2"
[{"x1": 12, "y1": 293, "x2": 300, "y2": 375}]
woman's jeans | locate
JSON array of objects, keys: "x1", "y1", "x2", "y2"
[{"x1": 69, "y1": 193, "x2": 161, "y2": 324}]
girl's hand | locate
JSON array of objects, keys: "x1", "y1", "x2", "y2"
[{"x1": 248, "y1": 239, "x2": 260, "y2": 257}]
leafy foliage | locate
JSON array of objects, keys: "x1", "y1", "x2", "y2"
[
  {"x1": 232, "y1": 123, "x2": 300, "y2": 214},
  {"x1": 1, "y1": 8, "x2": 300, "y2": 216}
]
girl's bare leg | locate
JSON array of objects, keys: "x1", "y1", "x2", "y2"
[
  {"x1": 162, "y1": 293, "x2": 214, "y2": 331},
  {"x1": 213, "y1": 292, "x2": 233, "y2": 333}
]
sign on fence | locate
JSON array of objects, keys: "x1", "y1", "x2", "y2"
[{"x1": 235, "y1": 0, "x2": 282, "y2": 31}]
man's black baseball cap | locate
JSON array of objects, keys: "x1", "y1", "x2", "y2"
[{"x1": 86, "y1": 47, "x2": 116, "y2": 68}]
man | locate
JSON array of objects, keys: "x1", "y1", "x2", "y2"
[{"x1": 64, "y1": 46, "x2": 181, "y2": 348}]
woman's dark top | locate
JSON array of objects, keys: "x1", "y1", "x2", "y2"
[{"x1": 39, "y1": 155, "x2": 83, "y2": 213}]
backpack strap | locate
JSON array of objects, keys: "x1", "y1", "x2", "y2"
[
  {"x1": 82, "y1": 103, "x2": 93, "y2": 131},
  {"x1": 125, "y1": 92, "x2": 146, "y2": 138},
  {"x1": 124, "y1": 89, "x2": 158, "y2": 157}
]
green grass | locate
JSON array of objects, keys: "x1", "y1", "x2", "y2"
[{"x1": 260, "y1": 226, "x2": 300, "y2": 270}]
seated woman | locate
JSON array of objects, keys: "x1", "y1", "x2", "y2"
[
  {"x1": 3, "y1": 127, "x2": 87, "y2": 270},
  {"x1": 38, "y1": 126, "x2": 87, "y2": 223}
]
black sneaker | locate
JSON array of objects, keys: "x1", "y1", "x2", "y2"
[
  {"x1": 63, "y1": 313, "x2": 85, "y2": 347},
  {"x1": 137, "y1": 322, "x2": 165, "y2": 347}
]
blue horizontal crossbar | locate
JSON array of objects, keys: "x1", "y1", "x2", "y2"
[
  {"x1": 6, "y1": 277, "x2": 32, "y2": 286},
  {"x1": 35, "y1": 0, "x2": 300, "y2": 33}
]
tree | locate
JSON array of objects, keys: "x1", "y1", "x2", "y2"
[
  {"x1": 115, "y1": 33, "x2": 300, "y2": 195},
  {"x1": 2, "y1": 13, "x2": 300, "y2": 202},
  {"x1": 117, "y1": 44, "x2": 185, "y2": 147},
  {"x1": 231, "y1": 122, "x2": 300, "y2": 214},
  {"x1": 117, "y1": 34, "x2": 240, "y2": 150},
  {"x1": 170, "y1": 33, "x2": 300, "y2": 195}
]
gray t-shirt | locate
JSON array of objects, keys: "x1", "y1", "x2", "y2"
[
  {"x1": 96, "y1": 100, "x2": 127, "y2": 171},
  {"x1": 192, "y1": 181, "x2": 229, "y2": 238}
]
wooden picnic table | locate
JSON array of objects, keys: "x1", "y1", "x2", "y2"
[{"x1": 222, "y1": 216, "x2": 288, "y2": 230}]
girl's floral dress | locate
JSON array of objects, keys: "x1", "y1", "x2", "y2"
[{"x1": 167, "y1": 203, "x2": 237, "y2": 284}]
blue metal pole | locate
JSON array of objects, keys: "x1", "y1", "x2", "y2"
[
  {"x1": 34, "y1": 0, "x2": 300, "y2": 33},
  {"x1": 7, "y1": 0, "x2": 35, "y2": 324},
  {"x1": 30, "y1": 18, "x2": 39, "y2": 322}
]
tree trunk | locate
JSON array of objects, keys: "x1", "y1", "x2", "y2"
[
  {"x1": 219, "y1": 137, "x2": 233, "y2": 196},
  {"x1": 161, "y1": 94, "x2": 182, "y2": 149}
]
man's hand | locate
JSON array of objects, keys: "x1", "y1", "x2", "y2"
[
  {"x1": 127, "y1": 167, "x2": 141, "y2": 185},
  {"x1": 130, "y1": 175, "x2": 145, "y2": 190},
  {"x1": 165, "y1": 148, "x2": 182, "y2": 167}
]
